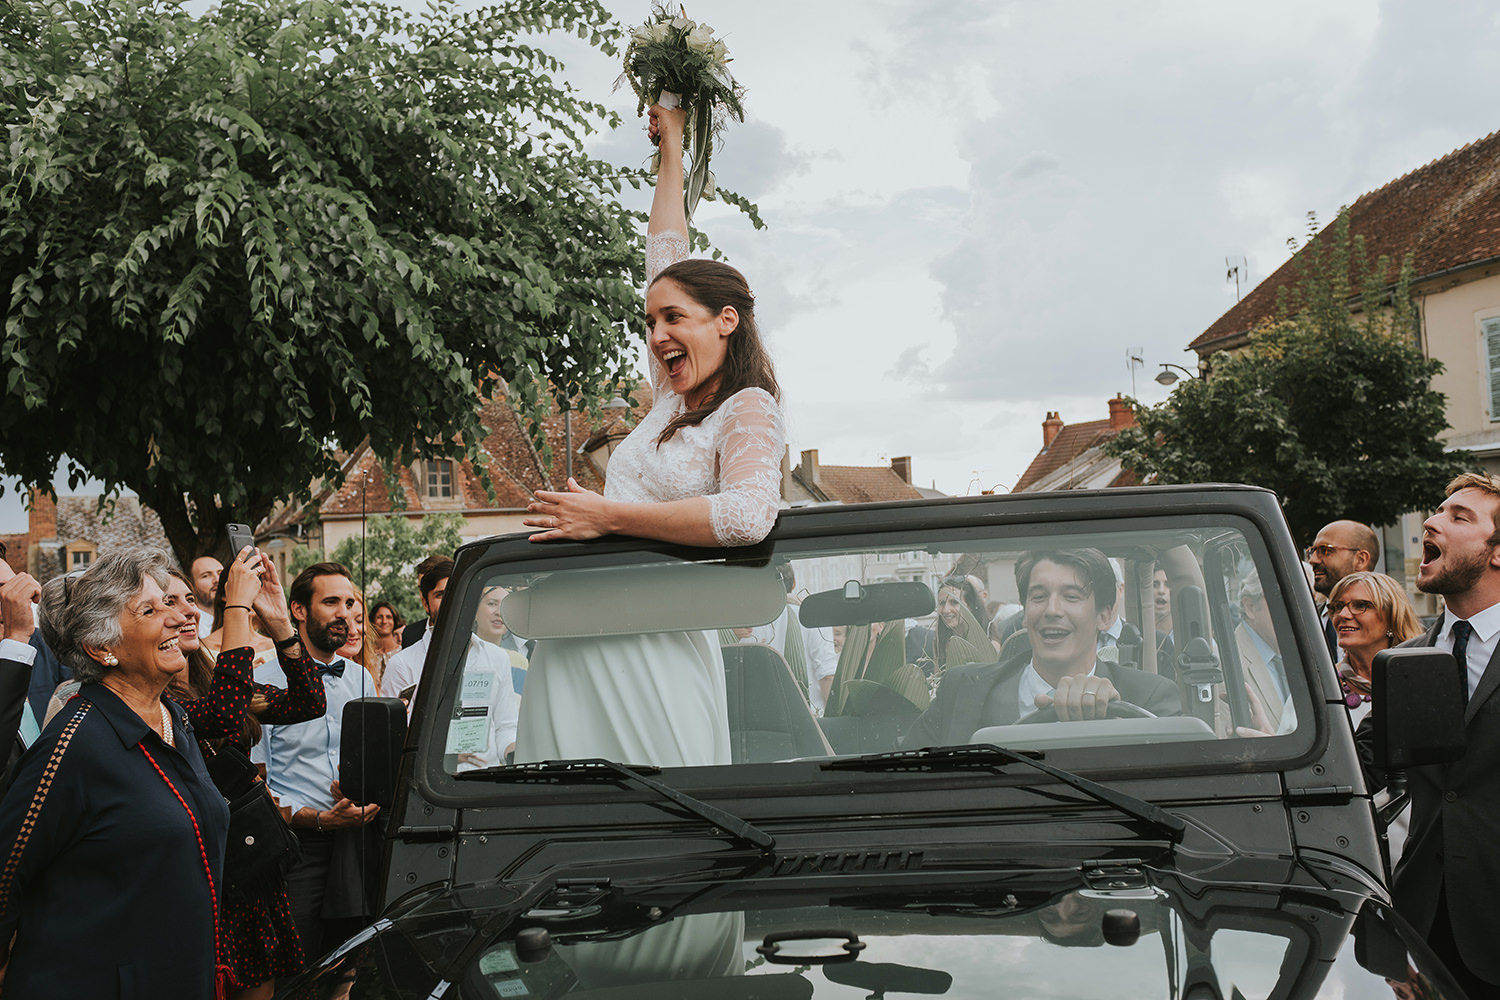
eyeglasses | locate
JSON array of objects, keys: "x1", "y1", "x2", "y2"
[
  {"x1": 1307, "y1": 543, "x2": 1358, "y2": 559},
  {"x1": 62, "y1": 569, "x2": 86, "y2": 607},
  {"x1": 1328, "y1": 598, "x2": 1377, "y2": 616}
]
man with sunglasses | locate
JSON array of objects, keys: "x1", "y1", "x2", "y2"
[{"x1": 1307, "y1": 520, "x2": 1378, "y2": 657}]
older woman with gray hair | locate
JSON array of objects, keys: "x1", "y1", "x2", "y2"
[{"x1": 0, "y1": 548, "x2": 231, "y2": 998}]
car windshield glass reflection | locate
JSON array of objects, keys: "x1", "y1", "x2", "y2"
[{"x1": 432, "y1": 517, "x2": 1307, "y2": 776}]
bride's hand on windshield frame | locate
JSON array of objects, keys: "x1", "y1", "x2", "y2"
[{"x1": 526, "y1": 478, "x2": 615, "y2": 542}]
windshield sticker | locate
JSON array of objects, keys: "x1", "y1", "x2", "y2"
[
  {"x1": 447, "y1": 716, "x2": 491, "y2": 755},
  {"x1": 462, "y1": 670, "x2": 497, "y2": 708}
]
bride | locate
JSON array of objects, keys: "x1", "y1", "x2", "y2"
[{"x1": 513, "y1": 103, "x2": 786, "y2": 767}]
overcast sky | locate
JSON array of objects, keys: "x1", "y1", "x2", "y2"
[{"x1": 5, "y1": 0, "x2": 1500, "y2": 530}]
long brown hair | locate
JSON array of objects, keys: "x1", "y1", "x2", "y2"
[{"x1": 650, "y1": 259, "x2": 780, "y2": 445}]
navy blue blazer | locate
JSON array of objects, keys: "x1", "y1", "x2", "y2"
[{"x1": 0, "y1": 683, "x2": 229, "y2": 998}]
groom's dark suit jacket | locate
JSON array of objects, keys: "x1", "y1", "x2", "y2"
[
  {"x1": 1358, "y1": 619, "x2": 1500, "y2": 984},
  {"x1": 903, "y1": 649, "x2": 1182, "y2": 749}
]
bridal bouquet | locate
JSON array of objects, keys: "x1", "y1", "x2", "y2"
[{"x1": 615, "y1": 4, "x2": 745, "y2": 220}]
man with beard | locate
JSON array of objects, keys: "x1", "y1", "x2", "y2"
[
  {"x1": 255, "y1": 561, "x2": 380, "y2": 963},
  {"x1": 1362, "y1": 474, "x2": 1500, "y2": 995},
  {"x1": 1307, "y1": 520, "x2": 1378, "y2": 657}
]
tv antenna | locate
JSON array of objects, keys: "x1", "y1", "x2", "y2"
[
  {"x1": 1226, "y1": 256, "x2": 1248, "y2": 301},
  {"x1": 1125, "y1": 348, "x2": 1144, "y2": 397}
]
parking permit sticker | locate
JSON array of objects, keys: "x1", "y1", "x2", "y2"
[
  {"x1": 462, "y1": 670, "x2": 496, "y2": 708},
  {"x1": 446, "y1": 716, "x2": 490, "y2": 755},
  {"x1": 479, "y1": 949, "x2": 519, "y2": 975}
]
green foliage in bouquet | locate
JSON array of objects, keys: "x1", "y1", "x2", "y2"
[
  {"x1": 827, "y1": 621, "x2": 931, "y2": 720},
  {"x1": 617, "y1": 4, "x2": 745, "y2": 220}
]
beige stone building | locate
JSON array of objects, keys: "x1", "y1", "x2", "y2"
[{"x1": 1188, "y1": 129, "x2": 1500, "y2": 610}]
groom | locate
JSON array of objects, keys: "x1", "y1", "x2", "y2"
[{"x1": 904, "y1": 548, "x2": 1180, "y2": 747}]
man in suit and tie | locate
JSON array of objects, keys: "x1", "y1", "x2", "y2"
[
  {"x1": 1308, "y1": 520, "x2": 1378, "y2": 658},
  {"x1": 904, "y1": 548, "x2": 1180, "y2": 748},
  {"x1": 1234, "y1": 572, "x2": 1289, "y2": 732},
  {"x1": 1364, "y1": 473, "x2": 1500, "y2": 994}
]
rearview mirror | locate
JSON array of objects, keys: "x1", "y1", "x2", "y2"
[
  {"x1": 799, "y1": 581, "x2": 935, "y2": 628},
  {"x1": 1372, "y1": 648, "x2": 1466, "y2": 769}
]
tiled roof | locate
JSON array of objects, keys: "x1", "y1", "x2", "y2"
[
  {"x1": 1013, "y1": 419, "x2": 1119, "y2": 493},
  {"x1": 805, "y1": 465, "x2": 925, "y2": 504},
  {"x1": 1192, "y1": 129, "x2": 1500, "y2": 354},
  {"x1": 258, "y1": 383, "x2": 647, "y2": 534}
]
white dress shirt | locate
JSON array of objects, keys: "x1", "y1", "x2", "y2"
[{"x1": 1438, "y1": 600, "x2": 1500, "y2": 698}]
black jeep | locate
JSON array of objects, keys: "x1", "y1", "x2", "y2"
[{"x1": 283, "y1": 485, "x2": 1470, "y2": 999}]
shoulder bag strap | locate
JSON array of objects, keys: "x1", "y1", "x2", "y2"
[{"x1": 0, "y1": 701, "x2": 92, "y2": 920}]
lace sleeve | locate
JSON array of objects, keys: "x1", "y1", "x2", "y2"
[
  {"x1": 646, "y1": 230, "x2": 690, "y2": 283},
  {"x1": 708, "y1": 388, "x2": 787, "y2": 546}
]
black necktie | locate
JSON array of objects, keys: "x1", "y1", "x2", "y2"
[
  {"x1": 1322, "y1": 613, "x2": 1338, "y2": 658},
  {"x1": 1451, "y1": 620, "x2": 1473, "y2": 703},
  {"x1": 319, "y1": 659, "x2": 346, "y2": 679}
]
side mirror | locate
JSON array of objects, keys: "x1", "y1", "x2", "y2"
[
  {"x1": 1372, "y1": 648, "x2": 1466, "y2": 769},
  {"x1": 340, "y1": 697, "x2": 407, "y2": 807}
]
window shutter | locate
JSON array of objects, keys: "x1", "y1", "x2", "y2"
[{"x1": 1486, "y1": 317, "x2": 1500, "y2": 422}]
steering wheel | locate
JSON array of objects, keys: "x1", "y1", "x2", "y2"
[{"x1": 1015, "y1": 699, "x2": 1157, "y2": 724}]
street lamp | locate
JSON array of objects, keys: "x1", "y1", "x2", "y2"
[
  {"x1": 566, "y1": 396, "x2": 633, "y2": 482},
  {"x1": 1154, "y1": 363, "x2": 1200, "y2": 387}
]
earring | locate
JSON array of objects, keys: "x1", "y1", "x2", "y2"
[
  {"x1": 102, "y1": 652, "x2": 119, "y2": 666},
  {"x1": 1385, "y1": 631, "x2": 1394, "y2": 639}
]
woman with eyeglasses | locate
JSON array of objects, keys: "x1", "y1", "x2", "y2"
[
  {"x1": 1327, "y1": 570, "x2": 1422, "y2": 864},
  {"x1": 1327, "y1": 571, "x2": 1423, "y2": 725}
]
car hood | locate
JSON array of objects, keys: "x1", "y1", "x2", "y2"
[{"x1": 277, "y1": 855, "x2": 1466, "y2": 999}]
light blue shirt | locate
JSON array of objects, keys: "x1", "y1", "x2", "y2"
[
  {"x1": 252, "y1": 654, "x2": 374, "y2": 815},
  {"x1": 1244, "y1": 624, "x2": 1289, "y2": 702}
]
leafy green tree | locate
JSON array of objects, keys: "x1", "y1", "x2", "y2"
[
  {"x1": 0, "y1": 0, "x2": 659, "y2": 569},
  {"x1": 1105, "y1": 211, "x2": 1471, "y2": 545},
  {"x1": 289, "y1": 512, "x2": 464, "y2": 621}
]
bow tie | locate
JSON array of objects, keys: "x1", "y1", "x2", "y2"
[{"x1": 318, "y1": 660, "x2": 346, "y2": 678}]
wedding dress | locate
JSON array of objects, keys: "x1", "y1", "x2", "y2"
[{"x1": 513, "y1": 231, "x2": 787, "y2": 768}]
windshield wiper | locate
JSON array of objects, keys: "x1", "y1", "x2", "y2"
[
  {"x1": 823, "y1": 745, "x2": 1186, "y2": 844},
  {"x1": 459, "y1": 758, "x2": 775, "y2": 854}
]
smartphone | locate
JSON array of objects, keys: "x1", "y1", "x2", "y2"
[{"x1": 226, "y1": 522, "x2": 256, "y2": 559}]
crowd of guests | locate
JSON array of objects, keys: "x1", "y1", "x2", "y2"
[{"x1": 0, "y1": 542, "x2": 484, "y2": 998}]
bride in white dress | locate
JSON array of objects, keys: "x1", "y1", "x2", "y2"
[{"x1": 513, "y1": 104, "x2": 786, "y2": 767}]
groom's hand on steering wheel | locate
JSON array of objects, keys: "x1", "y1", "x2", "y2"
[
  {"x1": 525, "y1": 478, "x2": 612, "y2": 542},
  {"x1": 1034, "y1": 675, "x2": 1121, "y2": 721}
]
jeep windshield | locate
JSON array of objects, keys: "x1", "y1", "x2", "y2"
[{"x1": 410, "y1": 498, "x2": 1322, "y2": 794}]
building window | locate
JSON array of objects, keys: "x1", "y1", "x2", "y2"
[
  {"x1": 65, "y1": 541, "x2": 96, "y2": 570},
  {"x1": 1487, "y1": 316, "x2": 1500, "y2": 423},
  {"x1": 426, "y1": 460, "x2": 454, "y2": 499}
]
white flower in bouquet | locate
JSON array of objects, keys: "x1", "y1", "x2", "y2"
[{"x1": 614, "y1": 3, "x2": 745, "y2": 221}]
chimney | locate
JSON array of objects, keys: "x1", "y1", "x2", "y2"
[
  {"x1": 800, "y1": 449, "x2": 820, "y2": 486},
  {"x1": 890, "y1": 456, "x2": 912, "y2": 484},
  {"x1": 27, "y1": 488, "x2": 56, "y2": 546},
  {"x1": 1108, "y1": 394, "x2": 1135, "y2": 431},
  {"x1": 1042, "y1": 412, "x2": 1064, "y2": 448},
  {"x1": 781, "y1": 447, "x2": 792, "y2": 501}
]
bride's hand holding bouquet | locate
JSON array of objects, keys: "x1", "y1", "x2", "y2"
[{"x1": 616, "y1": 4, "x2": 743, "y2": 221}]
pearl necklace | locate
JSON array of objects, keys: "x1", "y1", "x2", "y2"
[{"x1": 159, "y1": 702, "x2": 174, "y2": 748}]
